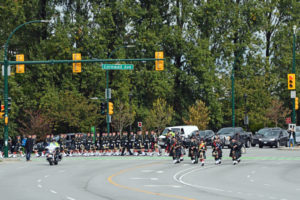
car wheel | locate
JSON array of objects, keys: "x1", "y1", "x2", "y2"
[{"x1": 259, "y1": 144, "x2": 263, "y2": 148}]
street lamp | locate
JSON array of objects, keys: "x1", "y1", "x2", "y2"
[
  {"x1": 292, "y1": 25, "x2": 297, "y2": 124},
  {"x1": 3, "y1": 20, "x2": 50, "y2": 158},
  {"x1": 105, "y1": 45, "x2": 135, "y2": 135}
]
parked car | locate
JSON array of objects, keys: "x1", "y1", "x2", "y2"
[
  {"x1": 188, "y1": 130, "x2": 215, "y2": 146},
  {"x1": 217, "y1": 127, "x2": 252, "y2": 148},
  {"x1": 258, "y1": 128, "x2": 289, "y2": 148},
  {"x1": 158, "y1": 125, "x2": 199, "y2": 147},
  {"x1": 251, "y1": 127, "x2": 271, "y2": 147}
]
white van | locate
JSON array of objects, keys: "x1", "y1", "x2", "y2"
[{"x1": 158, "y1": 125, "x2": 199, "y2": 147}]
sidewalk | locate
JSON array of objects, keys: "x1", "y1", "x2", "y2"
[{"x1": 278, "y1": 146, "x2": 300, "y2": 151}]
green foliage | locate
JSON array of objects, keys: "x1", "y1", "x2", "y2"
[
  {"x1": 0, "y1": 0, "x2": 298, "y2": 137},
  {"x1": 183, "y1": 100, "x2": 210, "y2": 130}
]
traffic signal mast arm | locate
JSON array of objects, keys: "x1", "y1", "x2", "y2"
[{"x1": 4, "y1": 58, "x2": 165, "y2": 65}]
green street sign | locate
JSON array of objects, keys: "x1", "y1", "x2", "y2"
[{"x1": 102, "y1": 64, "x2": 134, "y2": 70}]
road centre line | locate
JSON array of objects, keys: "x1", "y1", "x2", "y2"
[{"x1": 107, "y1": 162, "x2": 196, "y2": 200}]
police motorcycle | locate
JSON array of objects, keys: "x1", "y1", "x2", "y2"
[{"x1": 45, "y1": 141, "x2": 62, "y2": 165}]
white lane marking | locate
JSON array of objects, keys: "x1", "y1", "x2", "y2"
[
  {"x1": 156, "y1": 170, "x2": 164, "y2": 173},
  {"x1": 130, "y1": 177, "x2": 158, "y2": 181},
  {"x1": 37, "y1": 184, "x2": 42, "y2": 188},
  {"x1": 67, "y1": 196, "x2": 76, "y2": 200},
  {"x1": 44, "y1": 175, "x2": 49, "y2": 178},
  {"x1": 50, "y1": 190, "x2": 57, "y2": 194},
  {"x1": 176, "y1": 167, "x2": 225, "y2": 192},
  {"x1": 37, "y1": 179, "x2": 42, "y2": 183},
  {"x1": 141, "y1": 170, "x2": 153, "y2": 173},
  {"x1": 144, "y1": 185, "x2": 181, "y2": 188}
]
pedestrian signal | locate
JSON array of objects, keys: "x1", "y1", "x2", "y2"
[
  {"x1": 296, "y1": 97, "x2": 299, "y2": 110},
  {"x1": 108, "y1": 102, "x2": 114, "y2": 115},
  {"x1": 155, "y1": 51, "x2": 164, "y2": 71},
  {"x1": 16, "y1": 54, "x2": 25, "y2": 73},
  {"x1": 72, "y1": 53, "x2": 82, "y2": 73},
  {"x1": 288, "y1": 74, "x2": 295, "y2": 90},
  {"x1": 100, "y1": 102, "x2": 106, "y2": 115}
]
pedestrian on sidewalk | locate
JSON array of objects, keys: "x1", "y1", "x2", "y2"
[
  {"x1": 288, "y1": 128, "x2": 296, "y2": 148},
  {"x1": 25, "y1": 135, "x2": 33, "y2": 161}
]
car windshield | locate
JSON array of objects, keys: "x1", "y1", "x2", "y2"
[
  {"x1": 218, "y1": 128, "x2": 236, "y2": 135},
  {"x1": 257, "y1": 129, "x2": 269, "y2": 135},
  {"x1": 162, "y1": 128, "x2": 180, "y2": 135},
  {"x1": 198, "y1": 131, "x2": 206, "y2": 136},
  {"x1": 295, "y1": 132, "x2": 300, "y2": 136},
  {"x1": 263, "y1": 130, "x2": 280, "y2": 137}
]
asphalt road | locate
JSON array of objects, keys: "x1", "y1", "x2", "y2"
[{"x1": 0, "y1": 147, "x2": 300, "y2": 200}]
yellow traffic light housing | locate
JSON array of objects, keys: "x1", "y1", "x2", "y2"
[
  {"x1": 0, "y1": 105, "x2": 4, "y2": 119},
  {"x1": 108, "y1": 102, "x2": 114, "y2": 115},
  {"x1": 155, "y1": 51, "x2": 164, "y2": 71},
  {"x1": 296, "y1": 97, "x2": 299, "y2": 110},
  {"x1": 16, "y1": 54, "x2": 25, "y2": 73},
  {"x1": 288, "y1": 74, "x2": 296, "y2": 90},
  {"x1": 72, "y1": 53, "x2": 82, "y2": 73}
]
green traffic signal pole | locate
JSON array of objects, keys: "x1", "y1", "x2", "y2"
[
  {"x1": 231, "y1": 49, "x2": 244, "y2": 128},
  {"x1": 292, "y1": 25, "x2": 297, "y2": 124},
  {"x1": 3, "y1": 20, "x2": 50, "y2": 158},
  {"x1": 106, "y1": 45, "x2": 135, "y2": 134},
  {"x1": 1, "y1": 22, "x2": 163, "y2": 158}
]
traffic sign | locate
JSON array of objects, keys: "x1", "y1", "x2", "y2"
[
  {"x1": 286, "y1": 117, "x2": 291, "y2": 124},
  {"x1": 102, "y1": 64, "x2": 134, "y2": 70},
  {"x1": 138, "y1": 122, "x2": 142, "y2": 127}
]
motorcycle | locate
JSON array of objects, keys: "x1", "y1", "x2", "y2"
[{"x1": 45, "y1": 145, "x2": 62, "y2": 165}]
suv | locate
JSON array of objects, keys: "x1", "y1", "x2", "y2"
[
  {"x1": 188, "y1": 130, "x2": 215, "y2": 146},
  {"x1": 217, "y1": 127, "x2": 252, "y2": 148}
]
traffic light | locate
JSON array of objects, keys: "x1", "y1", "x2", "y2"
[
  {"x1": 72, "y1": 53, "x2": 82, "y2": 73},
  {"x1": 155, "y1": 51, "x2": 164, "y2": 71},
  {"x1": 296, "y1": 97, "x2": 299, "y2": 110},
  {"x1": 100, "y1": 102, "x2": 106, "y2": 115},
  {"x1": 8, "y1": 97, "x2": 11, "y2": 112},
  {"x1": 108, "y1": 102, "x2": 114, "y2": 115},
  {"x1": 0, "y1": 104, "x2": 4, "y2": 119},
  {"x1": 288, "y1": 74, "x2": 296, "y2": 90},
  {"x1": 16, "y1": 54, "x2": 25, "y2": 73}
]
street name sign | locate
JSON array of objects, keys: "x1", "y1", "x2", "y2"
[{"x1": 102, "y1": 64, "x2": 134, "y2": 70}]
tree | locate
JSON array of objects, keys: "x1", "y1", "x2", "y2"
[
  {"x1": 265, "y1": 99, "x2": 290, "y2": 127},
  {"x1": 145, "y1": 98, "x2": 174, "y2": 133},
  {"x1": 183, "y1": 100, "x2": 210, "y2": 130},
  {"x1": 18, "y1": 110, "x2": 52, "y2": 141},
  {"x1": 111, "y1": 99, "x2": 135, "y2": 133}
]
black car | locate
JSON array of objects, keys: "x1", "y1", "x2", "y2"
[
  {"x1": 217, "y1": 127, "x2": 252, "y2": 148},
  {"x1": 251, "y1": 128, "x2": 271, "y2": 147},
  {"x1": 258, "y1": 129, "x2": 289, "y2": 148},
  {"x1": 189, "y1": 130, "x2": 215, "y2": 146}
]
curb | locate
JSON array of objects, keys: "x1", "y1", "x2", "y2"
[{"x1": 278, "y1": 147, "x2": 300, "y2": 151}]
